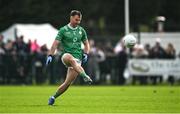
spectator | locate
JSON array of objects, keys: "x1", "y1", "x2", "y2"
[
  {"x1": 32, "y1": 52, "x2": 44, "y2": 84},
  {"x1": 14, "y1": 36, "x2": 26, "y2": 53},
  {"x1": 165, "y1": 43, "x2": 176, "y2": 85},
  {"x1": 103, "y1": 41, "x2": 115, "y2": 84},
  {"x1": 25, "y1": 39, "x2": 31, "y2": 54},
  {"x1": 0, "y1": 34, "x2": 5, "y2": 49},
  {"x1": 151, "y1": 38, "x2": 166, "y2": 59},
  {"x1": 131, "y1": 44, "x2": 149, "y2": 85},
  {"x1": 31, "y1": 39, "x2": 40, "y2": 53},
  {"x1": 0, "y1": 35, "x2": 5, "y2": 84},
  {"x1": 116, "y1": 42, "x2": 128, "y2": 85},
  {"x1": 164, "y1": 43, "x2": 176, "y2": 59},
  {"x1": 0, "y1": 34, "x2": 5, "y2": 52},
  {"x1": 4, "y1": 40, "x2": 14, "y2": 53},
  {"x1": 150, "y1": 38, "x2": 166, "y2": 85},
  {"x1": 4, "y1": 41, "x2": 18, "y2": 84},
  {"x1": 132, "y1": 44, "x2": 149, "y2": 58},
  {"x1": 87, "y1": 39, "x2": 99, "y2": 84},
  {"x1": 96, "y1": 44, "x2": 106, "y2": 84},
  {"x1": 144, "y1": 43, "x2": 152, "y2": 58},
  {"x1": 40, "y1": 44, "x2": 48, "y2": 55},
  {"x1": 104, "y1": 41, "x2": 114, "y2": 57}
]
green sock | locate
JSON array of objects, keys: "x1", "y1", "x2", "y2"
[
  {"x1": 53, "y1": 84, "x2": 70, "y2": 99},
  {"x1": 79, "y1": 71, "x2": 87, "y2": 78},
  {"x1": 53, "y1": 90, "x2": 61, "y2": 99}
]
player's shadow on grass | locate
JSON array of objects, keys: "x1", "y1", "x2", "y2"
[{"x1": 18, "y1": 104, "x2": 58, "y2": 107}]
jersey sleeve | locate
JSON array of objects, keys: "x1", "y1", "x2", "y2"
[
  {"x1": 55, "y1": 27, "x2": 64, "y2": 41},
  {"x1": 81, "y1": 28, "x2": 88, "y2": 42}
]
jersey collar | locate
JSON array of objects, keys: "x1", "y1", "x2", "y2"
[{"x1": 68, "y1": 23, "x2": 78, "y2": 30}]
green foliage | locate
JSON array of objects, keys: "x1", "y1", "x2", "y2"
[{"x1": 0, "y1": 0, "x2": 180, "y2": 33}]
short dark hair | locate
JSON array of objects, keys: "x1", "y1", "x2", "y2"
[{"x1": 70, "y1": 10, "x2": 82, "y2": 17}]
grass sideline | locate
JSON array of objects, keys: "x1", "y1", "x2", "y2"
[{"x1": 0, "y1": 85, "x2": 179, "y2": 113}]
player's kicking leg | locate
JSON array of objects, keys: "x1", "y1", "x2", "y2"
[
  {"x1": 62, "y1": 53, "x2": 92, "y2": 83},
  {"x1": 48, "y1": 68, "x2": 78, "y2": 105},
  {"x1": 48, "y1": 53, "x2": 92, "y2": 105}
]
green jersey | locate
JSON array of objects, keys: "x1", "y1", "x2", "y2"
[{"x1": 55, "y1": 24, "x2": 88, "y2": 60}]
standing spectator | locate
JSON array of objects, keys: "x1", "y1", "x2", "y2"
[
  {"x1": 151, "y1": 38, "x2": 166, "y2": 59},
  {"x1": 150, "y1": 38, "x2": 166, "y2": 85},
  {"x1": 14, "y1": 36, "x2": 26, "y2": 53},
  {"x1": 165, "y1": 43, "x2": 176, "y2": 85},
  {"x1": 164, "y1": 43, "x2": 176, "y2": 59},
  {"x1": 87, "y1": 39, "x2": 99, "y2": 84},
  {"x1": 0, "y1": 34, "x2": 5, "y2": 49},
  {"x1": 40, "y1": 44, "x2": 48, "y2": 55},
  {"x1": 4, "y1": 40, "x2": 18, "y2": 84},
  {"x1": 32, "y1": 44, "x2": 48, "y2": 84},
  {"x1": 25, "y1": 39, "x2": 31, "y2": 54},
  {"x1": 131, "y1": 44, "x2": 149, "y2": 85},
  {"x1": 116, "y1": 42, "x2": 128, "y2": 85},
  {"x1": 33, "y1": 53, "x2": 44, "y2": 84},
  {"x1": 132, "y1": 44, "x2": 148, "y2": 58},
  {"x1": 31, "y1": 39, "x2": 40, "y2": 53},
  {"x1": 103, "y1": 41, "x2": 115, "y2": 84},
  {"x1": 96, "y1": 44, "x2": 106, "y2": 84},
  {"x1": 144, "y1": 43, "x2": 152, "y2": 58},
  {"x1": 14, "y1": 36, "x2": 30, "y2": 84},
  {"x1": 0, "y1": 35, "x2": 5, "y2": 84}
]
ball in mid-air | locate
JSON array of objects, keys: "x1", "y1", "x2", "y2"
[{"x1": 123, "y1": 34, "x2": 137, "y2": 48}]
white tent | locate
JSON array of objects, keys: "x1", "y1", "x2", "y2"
[{"x1": 1, "y1": 23, "x2": 58, "y2": 49}]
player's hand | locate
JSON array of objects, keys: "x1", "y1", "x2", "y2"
[
  {"x1": 46, "y1": 55, "x2": 53, "y2": 66},
  {"x1": 82, "y1": 53, "x2": 88, "y2": 64}
]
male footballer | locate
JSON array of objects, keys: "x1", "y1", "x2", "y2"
[{"x1": 46, "y1": 10, "x2": 92, "y2": 105}]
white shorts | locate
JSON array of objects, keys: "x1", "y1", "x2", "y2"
[{"x1": 61, "y1": 53, "x2": 82, "y2": 68}]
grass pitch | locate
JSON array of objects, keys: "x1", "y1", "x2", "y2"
[{"x1": 0, "y1": 85, "x2": 179, "y2": 113}]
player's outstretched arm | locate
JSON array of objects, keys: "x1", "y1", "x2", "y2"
[
  {"x1": 48, "y1": 40, "x2": 60, "y2": 55},
  {"x1": 82, "y1": 40, "x2": 90, "y2": 64},
  {"x1": 83, "y1": 39, "x2": 90, "y2": 54},
  {"x1": 46, "y1": 40, "x2": 60, "y2": 65}
]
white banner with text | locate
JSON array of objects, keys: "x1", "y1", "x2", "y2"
[{"x1": 128, "y1": 59, "x2": 180, "y2": 76}]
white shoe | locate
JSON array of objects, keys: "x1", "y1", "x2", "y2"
[{"x1": 83, "y1": 75, "x2": 93, "y2": 84}]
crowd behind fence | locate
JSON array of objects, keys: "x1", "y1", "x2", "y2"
[{"x1": 0, "y1": 34, "x2": 180, "y2": 85}]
